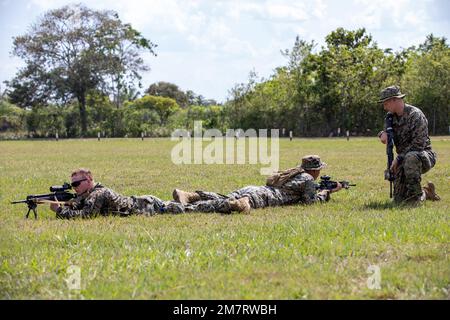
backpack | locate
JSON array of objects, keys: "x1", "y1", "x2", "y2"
[{"x1": 266, "y1": 166, "x2": 304, "y2": 188}]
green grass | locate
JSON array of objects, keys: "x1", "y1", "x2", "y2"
[{"x1": 0, "y1": 137, "x2": 449, "y2": 299}]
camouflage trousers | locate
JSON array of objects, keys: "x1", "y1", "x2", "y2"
[
  {"x1": 394, "y1": 150, "x2": 436, "y2": 203},
  {"x1": 130, "y1": 195, "x2": 185, "y2": 215},
  {"x1": 183, "y1": 185, "x2": 299, "y2": 214}
]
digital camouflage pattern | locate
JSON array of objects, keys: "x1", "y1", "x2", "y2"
[
  {"x1": 181, "y1": 172, "x2": 329, "y2": 214},
  {"x1": 385, "y1": 104, "x2": 437, "y2": 203},
  {"x1": 56, "y1": 183, "x2": 184, "y2": 219}
]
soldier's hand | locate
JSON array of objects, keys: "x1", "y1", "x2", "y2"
[
  {"x1": 331, "y1": 182, "x2": 343, "y2": 193},
  {"x1": 50, "y1": 203, "x2": 61, "y2": 212},
  {"x1": 318, "y1": 189, "x2": 331, "y2": 201},
  {"x1": 390, "y1": 158, "x2": 399, "y2": 175},
  {"x1": 379, "y1": 131, "x2": 387, "y2": 144}
]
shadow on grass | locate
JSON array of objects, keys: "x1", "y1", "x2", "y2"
[{"x1": 362, "y1": 200, "x2": 412, "y2": 210}]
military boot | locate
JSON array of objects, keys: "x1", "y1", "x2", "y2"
[
  {"x1": 423, "y1": 182, "x2": 440, "y2": 201},
  {"x1": 172, "y1": 189, "x2": 201, "y2": 205},
  {"x1": 227, "y1": 197, "x2": 251, "y2": 214}
]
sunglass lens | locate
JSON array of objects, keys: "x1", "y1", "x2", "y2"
[{"x1": 71, "y1": 181, "x2": 82, "y2": 187}]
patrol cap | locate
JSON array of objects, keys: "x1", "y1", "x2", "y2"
[
  {"x1": 300, "y1": 155, "x2": 327, "y2": 170},
  {"x1": 378, "y1": 85, "x2": 406, "y2": 103}
]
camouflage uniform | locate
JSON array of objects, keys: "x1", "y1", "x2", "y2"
[
  {"x1": 182, "y1": 172, "x2": 329, "y2": 214},
  {"x1": 56, "y1": 183, "x2": 184, "y2": 219},
  {"x1": 379, "y1": 86, "x2": 437, "y2": 203},
  {"x1": 180, "y1": 155, "x2": 330, "y2": 214}
]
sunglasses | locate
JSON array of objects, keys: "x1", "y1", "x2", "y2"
[{"x1": 71, "y1": 178, "x2": 88, "y2": 188}]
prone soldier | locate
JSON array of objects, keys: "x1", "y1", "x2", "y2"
[
  {"x1": 172, "y1": 155, "x2": 343, "y2": 214},
  {"x1": 50, "y1": 168, "x2": 184, "y2": 218}
]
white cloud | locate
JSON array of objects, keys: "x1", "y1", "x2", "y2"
[
  {"x1": 350, "y1": 0, "x2": 428, "y2": 30},
  {"x1": 312, "y1": 0, "x2": 328, "y2": 20},
  {"x1": 265, "y1": 2, "x2": 308, "y2": 21}
]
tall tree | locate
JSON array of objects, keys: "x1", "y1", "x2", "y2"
[
  {"x1": 311, "y1": 28, "x2": 397, "y2": 135},
  {"x1": 8, "y1": 3, "x2": 156, "y2": 136},
  {"x1": 403, "y1": 35, "x2": 450, "y2": 134},
  {"x1": 146, "y1": 82, "x2": 188, "y2": 108}
]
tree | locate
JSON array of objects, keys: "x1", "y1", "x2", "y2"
[
  {"x1": 186, "y1": 104, "x2": 226, "y2": 130},
  {"x1": 8, "y1": 3, "x2": 156, "y2": 136},
  {"x1": 223, "y1": 29, "x2": 422, "y2": 136},
  {"x1": 6, "y1": 74, "x2": 51, "y2": 108},
  {"x1": 146, "y1": 82, "x2": 188, "y2": 108},
  {"x1": 128, "y1": 95, "x2": 180, "y2": 126},
  {"x1": 0, "y1": 99, "x2": 26, "y2": 133},
  {"x1": 403, "y1": 35, "x2": 450, "y2": 134},
  {"x1": 281, "y1": 37, "x2": 316, "y2": 135},
  {"x1": 310, "y1": 28, "x2": 398, "y2": 135}
]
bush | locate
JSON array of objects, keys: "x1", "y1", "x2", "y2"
[{"x1": 0, "y1": 100, "x2": 26, "y2": 133}]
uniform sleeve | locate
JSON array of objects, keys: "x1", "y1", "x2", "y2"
[
  {"x1": 56, "y1": 190, "x2": 106, "y2": 219},
  {"x1": 379, "y1": 112, "x2": 391, "y2": 135},
  {"x1": 300, "y1": 179, "x2": 330, "y2": 204},
  {"x1": 397, "y1": 111, "x2": 429, "y2": 159}
]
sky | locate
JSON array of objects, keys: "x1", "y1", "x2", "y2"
[{"x1": 0, "y1": 0, "x2": 449, "y2": 103}]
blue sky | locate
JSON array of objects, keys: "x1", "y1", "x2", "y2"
[{"x1": 0, "y1": 0, "x2": 449, "y2": 103}]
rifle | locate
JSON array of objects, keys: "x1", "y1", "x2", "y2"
[
  {"x1": 384, "y1": 113, "x2": 395, "y2": 198},
  {"x1": 11, "y1": 183, "x2": 76, "y2": 219},
  {"x1": 316, "y1": 175, "x2": 356, "y2": 191}
]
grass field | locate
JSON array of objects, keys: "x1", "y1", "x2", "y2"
[{"x1": 0, "y1": 137, "x2": 449, "y2": 299}]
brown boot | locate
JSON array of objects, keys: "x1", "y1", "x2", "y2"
[
  {"x1": 423, "y1": 182, "x2": 440, "y2": 201},
  {"x1": 172, "y1": 189, "x2": 201, "y2": 205},
  {"x1": 227, "y1": 197, "x2": 251, "y2": 214}
]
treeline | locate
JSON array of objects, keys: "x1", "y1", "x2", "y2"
[
  {"x1": 0, "y1": 4, "x2": 448, "y2": 138},
  {"x1": 0, "y1": 83, "x2": 224, "y2": 138},
  {"x1": 227, "y1": 29, "x2": 449, "y2": 136}
]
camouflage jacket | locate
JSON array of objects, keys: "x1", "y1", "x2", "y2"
[
  {"x1": 386, "y1": 104, "x2": 433, "y2": 159},
  {"x1": 204, "y1": 172, "x2": 328, "y2": 210},
  {"x1": 56, "y1": 183, "x2": 164, "y2": 219},
  {"x1": 276, "y1": 171, "x2": 329, "y2": 204}
]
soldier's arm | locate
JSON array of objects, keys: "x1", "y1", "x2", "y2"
[
  {"x1": 378, "y1": 114, "x2": 390, "y2": 144},
  {"x1": 284, "y1": 174, "x2": 330, "y2": 204},
  {"x1": 378, "y1": 131, "x2": 387, "y2": 144},
  {"x1": 56, "y1": 191, "x2": 104, "y2": 219},
  {"x1": 282, "y1": 174, "x2": 306, "y2": 191},
  {"x1": 300, "y1": 179, "x2": 330, "y2": 204},
  {"x1": 397, "y1": 111, "x2": 429, "y2": 160}
]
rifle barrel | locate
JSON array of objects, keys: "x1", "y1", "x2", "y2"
[{"x1": 11, "y1": 200, "x2": 28, "y2": 204}]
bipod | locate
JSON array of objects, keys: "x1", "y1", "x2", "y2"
[{"x1": 25, "y1": 200, "x2": 38, "y2": 219}]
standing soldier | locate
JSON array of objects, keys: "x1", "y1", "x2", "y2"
[
  {"x1": 377, "y1": 85, "x2": 440, "y2": 204},
  {"x1": 172, "y1": 155, "x2": 342, "y2": 214},
  {"x1": 50, "y1": 168, "x2": 184, "y2": 218}
]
